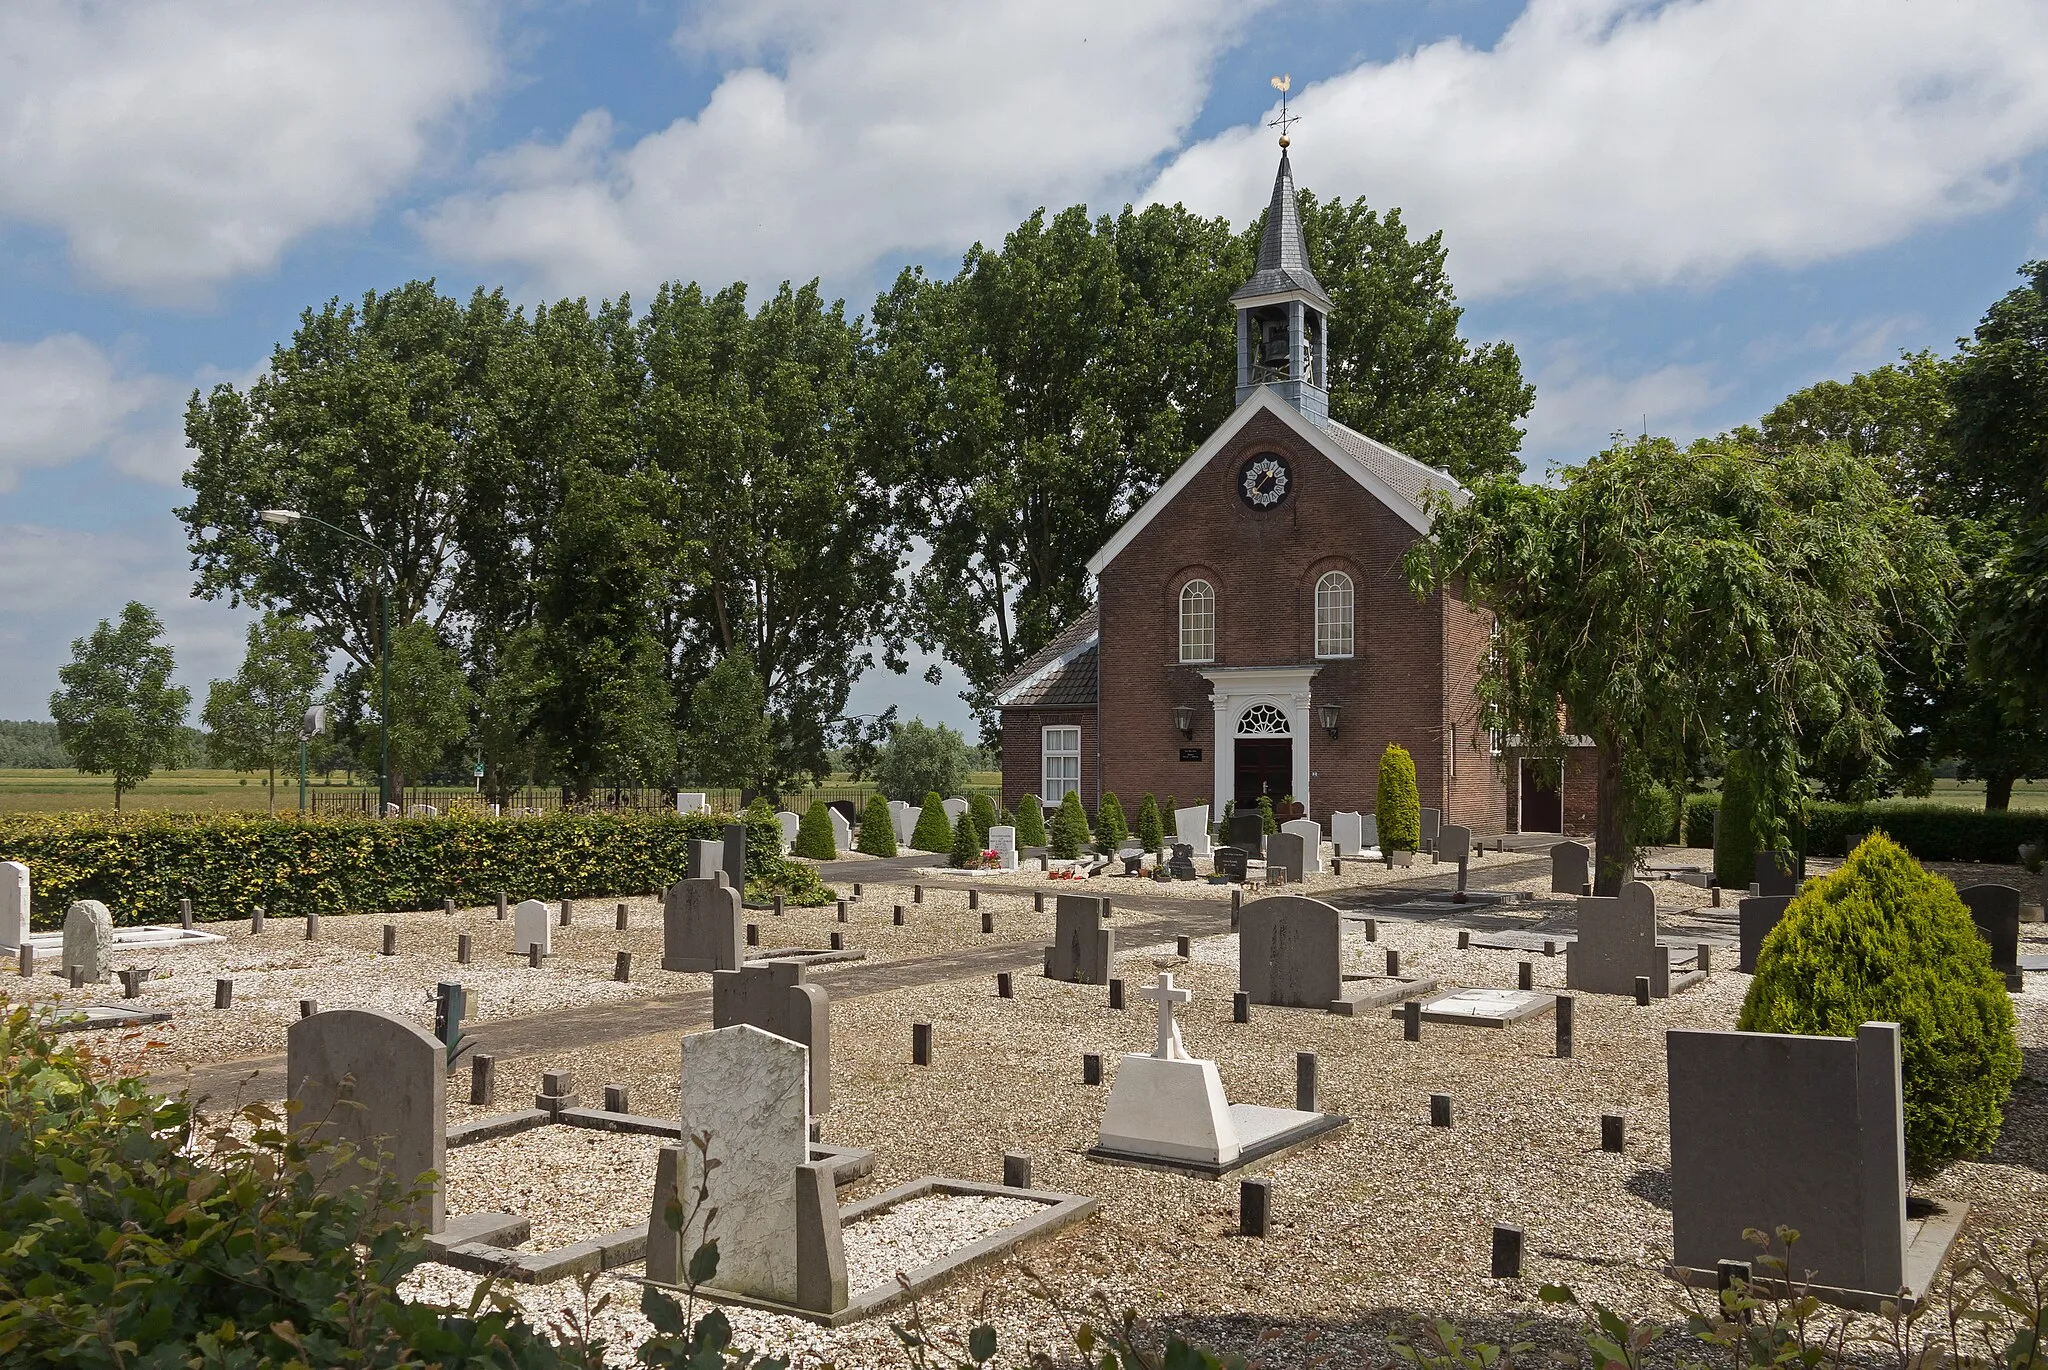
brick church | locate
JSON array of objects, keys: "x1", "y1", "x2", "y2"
[{"x1": 995, "y1": 148, "x2": 1571, "y2": 837}]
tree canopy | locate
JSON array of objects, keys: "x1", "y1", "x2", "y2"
[
  {"x1": 202, "y1": 612, "x2": 328, "y2": 813},
  {"x1": 50, "y1": 603, "x2": 192, "y2": 808}
]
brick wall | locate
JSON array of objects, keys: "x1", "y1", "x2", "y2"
[
  {"x1": 999, "y1": 708, "x2": 1097, "y2": 816},
  {"x1": 1440, "y1": 589, "x2": 1508, "y2": 831},
  {"x1": 1503, "y1": 744, "x2": 1600, "y2": 837}
]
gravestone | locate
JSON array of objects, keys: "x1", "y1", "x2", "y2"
[
  {"x1": 827, "y1": 808, "x2": 852, "y2": 854},
  {"x1": 663, "y1": 878, "x2": 745, "y2": 973},
  {"x1": 1420, "y1": 807, "x2": 1442, "y2": 852},
  {"x1": 1959, "y1": 884, "x2": 2022, "y2": 987},
  {"x1": 1400, "y1": 988, "x2": 1554, "y2": 1027},
  {"x1": 942, "y1": 796, "x2": 969, "y2": 824},
  {"x1": 687, "y1": 837, "x2": 724, "y2": 883},
  {"x1": 1174, "y1": 804, "x2": 1212, "y2": 857},
  {"x1": 1238, "y1": 895, "x2": 1340, "y2": 1009},
  {"x1": 1167, "y1": 843, "x2": 1198, "y2": 880},
  {"x1": 61, "y1": 900, "x2": 114, "y2": 983},
  {"x1": 987, "y1": 825, "x2": 1019, "y2": 870},
  {"x1": 888, "y1": 800, "x2": 916, "y2": 845},
  {"x1": 1360, "y1": 813, "x2": 1379, "y2": 851},
  {"x1": 713, "y1": 960, "x2": 831, "y2": 1111},
  {"x1": 774, "y1": 811, "x2": 801, "y2": 854},
  {"x1": 1737, "y1": 895, "x2": 1793, "y2": 973},
  {"x1": 513, "y1": 899, "x2": 552, "y2": 957},
  {"x1": 1226, "y1": 811, "x2": 1265, "y2": 853},
  {"x1": 1214, "y1": 846, "x2": 1250, "y2": 882},
  {"x1": 1440, "y1": 824, "x2": 1473, "y2": 892},
  {"x1": 675, "y1": 1024, "x2": 812, "y2": 1304},
  {"x1": 1331, "y1": 812, "x2": 1368, "y2": 858},
  {"x1": 1550, "y1": 840, "x2": 1591, "y2": 895},
  {"x1": 1266, "y1": 830, "x2": 1307, "y2": 883},
  {"x1": 1, "y1": 860, "x2": 29, "y2": 952},
  {"x1": 1279, "y1": 819, "x2": 1323, "y2": 875},
  {"x1": 1566, "y1": 882, "x2": 1684, "y2": 997},
  {"x1": 1754, "y1": 851, "x2": 1797, "y2": 898},
  {"x1": 1044, "y1": 894, "x2": 1115, "y2": 984},
  {"x1": 676, "y1": 791, "x2": 709, "y2": 815},
  {"x1": 288, "y1": 1008, "x2": 445, "y2": 1230},
  {"x1": 723, "y1": 823, "x2": 748, "y2": 896},
  {"x1": 1669, "y1": 1021, "x2": 1934, "y2": 1301}
]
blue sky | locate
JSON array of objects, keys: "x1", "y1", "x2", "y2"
[{"x1": 4, "y1": 0, "x2": 2046, "y2": 736}]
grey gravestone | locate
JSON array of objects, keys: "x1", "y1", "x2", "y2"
[
  {"x1": 1, "y1": 860, "x2": 27, "y2": 952},
  {"x1": 1959, "y1": 884, "x2": 2021, "y2": 984},
  {"x1": 1551, "y1": 841, "x2": 1591, "y2": 895},
  {"x1": 1044, "y1": 895, "x2": 1115, "y2": 984},
  {"x1": 1167, "y1": 843, "x2": 1198, "y2": 880},
  {"x1": 724, "y1": 823, "x2": 748, "y2": 896},
  {"x1": 1737, "y1": 895, "x2": 1793, "y2": 973},
  {"x1": 1214, "y1": 846, "x2": 1250, "y2": 882},
  {"x1": 288, "y1": 1008, "x2": 445, "y2": 1231},
  {"x1": 1669, "y1": 1022, "x2": 1910, "y2": 1298},
  {"x1": 1440, "y1": 824, "x2": 1473, "y2": 892},
  {"x1": 1226, "y1": 812, "x2": 1265, "y2": 853},
  {"x1": 1238, "y1": 895, "x2": 1341, "y2": 1009},
  {"x1": 1266, "y1": 831, "x2": 1307, "y2": 883},
  {"x1": 1420, "y1": 807, "x2": 1442, "y2": 852},
  {"x1": 1754, "y1": 851, "x2": 1797, "y2": 898},
  {"x1": 713, "y1": 960, "x2": 832, "y2": 1112},
  {"x1": 1360, "y1": 813, "x2": 1379, "y2": 851},
  {"x1": 61, "y1": 900, "x2": 114, "y2": 983},
  {"x1": 663, "y1": 878, "x2": 745, "y2": 973},
  {"x1": 1567, "y1": 882, "x2": 1681, "y2": 997},
  {"x1": 687, "y1": 838, "x2": 724, "y2": 882}
]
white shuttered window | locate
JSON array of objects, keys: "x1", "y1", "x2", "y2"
[{"x1": 1042, "y1": 727, "x2": 1081, "y2": 802}]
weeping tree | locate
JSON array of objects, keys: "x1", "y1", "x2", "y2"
[{"x1": 1407, "y1": 436, "x2": 1953, "y2": 893}]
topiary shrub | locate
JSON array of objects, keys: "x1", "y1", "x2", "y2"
[
  {"x1": 1096, "y1": 792, "x2": 1129, "y2": 848},
  {"x1": 1134, "y1": 794, "x2": 1165, "y2": 851},
  {"x1": 1015, "y1": 793, "x2": 1046, "y2": 848},
  {"x1": 910, "y1": 790, "x2": 954, "y2": 853},
  {"x1": 1715, "y1": 748, "x2": 1764, "y2": 888},
  {"x1": 1256, "y1": 794, "x2": 1277, "y2": 835},
  {"x1": 1049, "y1": 790, "x2": 1089, "y2": 859},
  {"x1": 1377, "y1": 743, "x2": 1421, "y2": 852},
  {"x1": 792, "y1": 800, "x2": 836, "y2": 860},
  {"x1": 949, "y1": 809, "x2": 983, "y2": 868},
  {"x1": 857, "y1": 793, "x2": 897, "y2": 857},
  {"x1": 1739, "y1": 834, "x2": 2021, "y2": 1177},
  {"x1": 969, "y1": 793, "x2": 998, "y2": 847}
]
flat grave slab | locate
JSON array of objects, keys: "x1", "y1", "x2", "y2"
[
  {"x1": 25, "y1": 923, "x2": 225, "y2": 952},
  {"x1": 1330, "y1": 974, "x2": 1439, "y2": 1015},
  {"x1": 1467, "y1": 930, "x2": 1577, "y2": 952},
  {"x1": 748, "y1": 947, "x2": 867, "y2": 968},
  {"x1": 2018, "y1": 954, "x2": 2047, "y2": 972},
  {"x1": 34, "y1": 1002, "x2": 174, "y2": 1033},
  {"x1": 1088, "y1": 1106, "x2": 1349, "y2": 1179},
  {"x1": 1394, "y1": 988, "x2": 1555, "y2": 1028}
]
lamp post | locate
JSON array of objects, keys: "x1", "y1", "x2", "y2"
[{"x1": 259, "y1": 510, "x2": 394, "y2": 818}]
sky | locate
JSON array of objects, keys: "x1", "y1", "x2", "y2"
[{"x1": 4, "y1": 0, "x2": 2047, "y2": 737}]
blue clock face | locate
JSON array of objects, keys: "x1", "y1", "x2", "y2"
[{"x1": 1239, "y1": 452, "x2": 1291, "y2": 509}]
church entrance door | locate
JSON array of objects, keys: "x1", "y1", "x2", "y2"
[{"x1": 1234, "y1": 740, "x2": 1293, "y2": 809}]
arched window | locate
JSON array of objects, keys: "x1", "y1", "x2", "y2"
[
  {"x1": 1237, "y1": 703, "x2": 1290, "y2": 736},
  {"x1": 1179, "y1": 579, "x2": 1215, "y2": 663},
  {"x1": 1315, "y1": 571, "x2": 1354, "y2": 659}
]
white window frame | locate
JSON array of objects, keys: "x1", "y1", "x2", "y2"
[
  {"x1": 1314, "y1": 571, "x2": 1354, "y2": 659},
  {"x1": 1179, "y1": 579, "x2": 1216, "y2": 664},
  {"x1": 1042, "y1": 727, "x2": 1081, "y2": 803}
]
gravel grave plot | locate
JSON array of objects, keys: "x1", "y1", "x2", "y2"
[
  {"x1": 841, "y1": 1192, "x2": 1048, "y2": 1298},
  {"x1": 443, "y1": 1125, "x2": 670, "y2": 1249},
  {"x1": 412, "y1": 900, "x2": 2046, "y2": 1369}
]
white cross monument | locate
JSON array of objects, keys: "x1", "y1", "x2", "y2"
[{"x1": 1142, "y1": 971, "x2": 1192, "y2": 1060}]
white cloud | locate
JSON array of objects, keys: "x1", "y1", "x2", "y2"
[
  {"x1": 0, "y1": 0, "x2": 496, "y2": 300},
  {"x1": 1519, "y1": 353, "x2": 1729, "y2": 468},
  {"x1": 417, "y1": 0, "x2": 1255, "y2": 297},
  {"x1": 1149, "y1": 0, "x2": 2048, "y2": 298},
  {"x1": 0, "y1": 335, "x2": 159, "y2": 492}
]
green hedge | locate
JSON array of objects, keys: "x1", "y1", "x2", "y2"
[
  {"x1": 1681, "y1": 792, "x2": 2048, "y2": 864},
  {"x1": 0, "y1": 808, "x2": 835, "y2": 926}
]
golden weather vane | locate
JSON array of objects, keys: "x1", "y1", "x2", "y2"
[{"x1": 1269, "y1": 73, "x2": 1298, "y2": 148}]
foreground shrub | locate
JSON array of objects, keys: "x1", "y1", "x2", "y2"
[
  {"x1": 857, "y1": 793, "x2": 897, "y2": 857},
  {"x1": 1016, "y1": 793, "x2": 1046, "y2": 848},
  {"x1": 792, "y1": 800, "x2": 837, "y2": 860},
  {"x1": 1739, "y1": 834, "x2": 2020, "y2": 1176},
  {"x1": 1377, "y1": 744, "x2": 1420, "y2": 851}
]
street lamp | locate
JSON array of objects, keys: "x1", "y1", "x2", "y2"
[{"x1": 259, "y1": 509, "x2": 395, "y2": 818}]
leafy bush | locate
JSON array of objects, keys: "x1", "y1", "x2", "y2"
[
  {"x1": 1015, "y1": 793, "x2": 1046, "y2": 848},
  {"x1": 1739, "y1": 834, "x2": 2021, "y2": 1176},
  {"x1": 0, "y1": 806, "x2": 838, "y2": 922},
  {"x1": 969, "y1": 792, "x2": 998, "y2": 847},
  {"x1": 1681, "y1": 791, "x2": 2048, "y2": 863},
  {"x1": 910, "y1": 790, "x2": 954, "y2": 853},
  {"x1": 1049, "y1": 790, "x2": 1089, "y2": 859},
  {"x1": 1377, "y1": 744, "x2": 1421, "y2": 851},
  {"x1": 792, "y1": 800, "x2": 836, "y2": 860},
  {"x1": 1256, "y1": 794, "x2": 1277, "y2": 835},
  {"x1": 1095, "y1": 792, "x2": 1129, "y2": 847},
  {"x1": 1134, "y1": 793, "x2": 1165, "y2": 850},
  {"x1": 873, "y1": 719, "x2": 974, "y2": 802},
  {"x1": 1627, "y1": 777, "x2": 1677, "y2": 850},
  {"x1": 1715, "y1": 748, "x2": 1764, "y2": 887},
  {"x1": 0, "y1": 1007, "x2": 571, "y2": 1367},
  {"x1": 857, "y1": 792, "x2": 897, "y2": 857}
]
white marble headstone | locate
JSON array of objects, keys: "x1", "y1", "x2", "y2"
[
  {"x1": 987, "y1": 825, "x2": 1018, "y2": 870},
  {"x1": 774, "y1": 810, "x2": 801, "y2": 854},
  {"x1": 679, "y1": 1024, "x2": 810, "y2": 1303},
  {"x1": 1280, "y1": 819, "x2": 1323, "y2": 875},
  {"x1": 889, "y1": 801, "x2": 916, "y2": 845},
  {"x1": 828, "y1": 808, "x2": 851, "y2": 852},
  {"x1": 1173, "y1": 805, "x2": 1212, "y2": 857},
  {"x1": 676, "y1": 792, "x2": 709, "y2": 816},
  {"x1": 1331, "y1": 812, "x2": 1363, "y2": 857},
  {"x1": 62, "y1": 899, "x2": 114, "y2": 983},
  {"x1": 514, "y1": 899, "x2": 552, "y2": 956},
  {"x1": 941, "y1": 796, "x2": 968, "y2": 823},
  {"x1": 0, "y1": 860, "x2": 28, "y2": 952}
]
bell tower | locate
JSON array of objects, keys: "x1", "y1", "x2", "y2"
[{"x1": 1231, "y1": 125, "x2": 1332, "y2": 426}]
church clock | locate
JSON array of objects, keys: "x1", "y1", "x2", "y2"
[{"x1": 1238, "y1": 452, "x2": 1292, "y2": 510}]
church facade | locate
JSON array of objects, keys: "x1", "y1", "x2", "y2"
[{"x1": 994, "y1": 149, "x2": 1558, "y2": 836}]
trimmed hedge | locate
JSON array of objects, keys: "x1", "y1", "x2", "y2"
[
  {"x1": 1096, "y1": 792, "x2": 1129, "y2": 848},
  {"x1": 1377, "y1": 744, "x2": 1421, "y2": 851},
  {"x1": 910, "y1": 791, "x2": 954, "y2": 853},
  {"x1": 0, "y1": 807, "x2": 835, "y2": 925},
  {"x1": 857, "y1": 792, "x2": 897, "y2": 857},
  {"x1": 1015, "y1": 793, "x2": 1046, "y2": 848},
  {"x1": 1681, "y1": 792, "x2": 2048, "y2": 864},
  {"x1": 1739, "y1": 835, "x2": 2020, "y2": 1177},
  {"x1": 1714, "y1": 749, "x2": 1765, "y2": 888},
  {"x1": 792, "y1": 800, "x2": 837, "y2": 860}
]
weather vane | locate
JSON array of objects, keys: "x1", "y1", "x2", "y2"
[{"x1": 1269, "y1": 74, "x2": 1298, "y2": 148}]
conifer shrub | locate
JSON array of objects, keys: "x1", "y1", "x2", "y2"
[
  {"x1": 1716, "y1": 748, "x2": 1765, "y2": 888},
  {"x1": 1135, "y1": 794, "x2": 1165, "y2": 850},
  {"x1": 792, "y1": 800, "x2": 836, "y2": 860},
  {"x1": 969, "y1": 793, "x2": 998, "y2": 847},
  {"x1": 1016, "y1": 793, "x2": 1046, "y2": 848},
  {"x1": 950, "y1": 809, "x2": 983, "y2": 868},
  {"x1": 1049, "y1": 790, "x2": 1089, "y2": 859},
  {"x1": 910, "y1": 791, "x2": 954, "y2": 853},
  {"x1": 1739, "y1": 834, "x2": 2021, "y2": 1177},
  {"x1": 1096, "y1": 792, "x2": 1129, "y2": 847},
  {"x1": 1256, "y1": 794, "x2": 1277, "y2": 836},
  {"x1": 1377, "y1": 743, "x2": 1421, "y2": 851},
  {"x1": 857, "y1": 793, "x2": 897, "y2": 857}
]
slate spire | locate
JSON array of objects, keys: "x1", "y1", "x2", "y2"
[{"x1": 1231, "y1": 149, "x2": 1332, "y2": 308}]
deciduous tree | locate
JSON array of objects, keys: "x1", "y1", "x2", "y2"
[
  {"x1": 201, "y1": 612, "x2": 328, "y2": 813},
  {"x1": 50, "y1": 603, "x2": 192, "y2": 808}
]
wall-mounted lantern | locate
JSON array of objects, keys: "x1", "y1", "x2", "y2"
[
  {"x1": 1173, "y1": 705, "x2": 1196, "y2": 739},
  {"x1": 1319, "y1": 703, "x2": 1340, "y2": 737}
]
